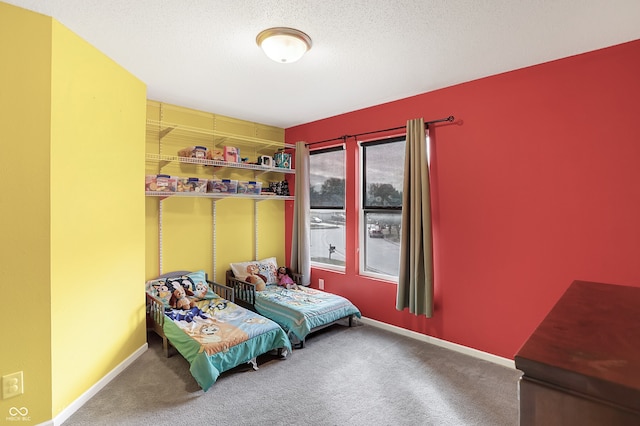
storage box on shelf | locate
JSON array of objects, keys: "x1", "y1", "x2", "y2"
[
  {"x1": 274, "y1": 151, "x2": 291, "y2": 169},
  {"x1": 237, "y1": 181, "x2": 262, "y2": 195},
  {"x1": 207, "y1": 149, "x2": 224, "y2": 161},
  {"x1": 208, "y1": 179, "x2": 238, "y2": 194},
  {"x1": 145, "y1": 174, "x2": 177, "y2": 192},
  {"x1": 178, "y1": 145, "x2": 208, "y2": 159},
  {"x1": 176, "y1": 177, "x2": 208, "y2": 193},
  {"x1": 223, "y1": 146, "x2": 240, "y2": 163}
]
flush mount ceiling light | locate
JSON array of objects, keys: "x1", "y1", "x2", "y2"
[{"x1": 256, "y1": 27, "x2": 312, "y2": 63}]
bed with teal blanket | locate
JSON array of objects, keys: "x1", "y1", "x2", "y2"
[
  {"x1": 145, "y1": 271, "x2": 291, "y2": 391},
  {"x1": 226, "y1": 270, "x2": 362, "y2": 347}
]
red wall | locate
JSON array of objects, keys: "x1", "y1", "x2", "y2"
[{"x1": 284, "y1": 39, "x2": 640, "y2": 360}]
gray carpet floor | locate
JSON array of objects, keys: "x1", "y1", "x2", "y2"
[{"x1": 64, "y1": 320, "x2": 522, "y2": 425}]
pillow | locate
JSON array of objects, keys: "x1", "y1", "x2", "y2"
[
  {"x1": 186, "y1": 270, "x2": 217, "y2": 300},
  {"x1": 230, "y1": 257, "x2": 279, "y2": 285}
]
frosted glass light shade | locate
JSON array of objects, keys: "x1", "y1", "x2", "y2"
[{"x1": 257, "y1": 27, "x2": 312, "y2": 63}]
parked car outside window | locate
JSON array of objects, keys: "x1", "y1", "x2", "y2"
[{"x1": 368, "y1": 224, "x2": 384, "y2": 238}]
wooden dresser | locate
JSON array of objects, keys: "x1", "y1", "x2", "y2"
[{"x1": 515, "y1": 280, "x2": 640, "y2": 425}]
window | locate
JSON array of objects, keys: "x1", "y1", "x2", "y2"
[
  {"x1": 309, "y1": 146, "x2": 345, "y2": 268},
  {"x1": 361, "y1": 137, "x2": 405, "y2": 279}
]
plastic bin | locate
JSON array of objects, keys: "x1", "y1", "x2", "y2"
[
  {"x1": 178, "y1": 146, "x2": 208, "y2": 159},
  {"x1": 207, "y1": 179, "x2": 238, "y2": 194},
  {"x1": 237, "y1": 181, "x2": 262, "y2": 195},
  {"x1": 145, "y1": 174, "x2": 177, "y2": 192},
  {"x1": 176, "y1": 177, "x2": 208, "y2": 192}
]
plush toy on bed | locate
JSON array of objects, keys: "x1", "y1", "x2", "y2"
[
  {"x1": 169, "y1": 282, "x2": 196, "y2": 310},
  {"x1": 277, "y1": 266, "x2": 298, "y2": 290},
  {"x1": 154, "y1": 282, "x2": 171, "y2": 301},
  {"x1": 245, "y1": 264, "x2": 267, "y2": 291}
]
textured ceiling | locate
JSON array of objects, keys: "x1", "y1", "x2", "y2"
[{"x1": 5, "y1": 0, "x2": 640, "y2": 128}]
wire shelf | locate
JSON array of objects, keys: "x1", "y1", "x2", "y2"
[
  {"x1": 145, "y1": 191, "x2": 294, "y2": 201},
  {"x1": 145, "y1": 153, "x2": 294, "y2": 174}
]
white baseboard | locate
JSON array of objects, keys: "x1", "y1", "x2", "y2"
[
  {"x1": 50, "y1": 343, "x2": 148, "y2": 426},
  {"x1": 359, "y1": 317, "x2": 516, "y2": 369}
]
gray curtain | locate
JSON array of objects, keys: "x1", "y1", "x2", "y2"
[
  {"x1": 290, "y1": 141, "x2": 311, "y2": 285},
  {"x1": 396, "y1": 118, "x2": 434, "y2": 317}
]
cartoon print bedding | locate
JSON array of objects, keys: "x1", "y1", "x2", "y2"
[
  {"x1": 253, "y1": 285, "x2": 362, "y2": 343},
  {"x1": 147, "y1": 274, "x2": 291, "y2": 391},
  {"x1": 161, "y1": 297, "x2": 291, "y2": 391}
]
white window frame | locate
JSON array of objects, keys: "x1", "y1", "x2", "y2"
[
  {"x1": 358, "y1": 137, "x2": 405, "y2": 282},
  {"x1": 309, "y1": 144, "x2": 346, "y2": 272}
]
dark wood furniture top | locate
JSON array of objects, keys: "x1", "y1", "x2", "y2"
[{"x1": 515, "y1": 280, "x2": 640, "y2": 414}]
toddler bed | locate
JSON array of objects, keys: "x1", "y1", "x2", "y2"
[
  {"x1": 226, "y1": 258, "x2": 361, "y2": 348},
  {"x1": 145, "y1": 270, "x2": 291, "y2": 391}
]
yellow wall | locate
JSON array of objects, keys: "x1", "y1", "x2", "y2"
[
  {"x1": 0, "y1": 3, "x2": 54, "y2": 423},
  {"x1": 0, "y1": 2, "x2": 146, "y2": 423},
  {"x1": 145, "y1": 102, "x2": 287, "y2": 283},
  {"x1": 0, "y1": 4, "x2": 280, "y2": 422},
  {"x1": 49, "y1": 19, "x2": 146, "y2": 417}
]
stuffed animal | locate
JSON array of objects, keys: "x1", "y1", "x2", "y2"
[
  {"x1": 154, "y1": 282, "x2": 171, "y2": 300},
  {"x1": 193, "y1": 281, "x2": 210, "y2": 299},
  {"x1": 169, "y1": 283, "x2": 196, "y2": 310},
  {"x1": 277, "y1": 266, "x2": 298, "y2": 290},
  {"x1": 245, "y1": 264, "x2": 267, "y2": 291}
]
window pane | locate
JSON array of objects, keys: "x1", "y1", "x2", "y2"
[
  {"x1": 310, "y1": 148, "x2": 345, "y2": 208},
  {"x1": 364, "y1": 139, "x2": 405, "y2": 208},
  {"x1": 310, "y1": 209, "x2": 346, "y2": 267},
  {"x1": 361, "y1": 137, "x2": 405, "y2": 279},
  {"x1": 363, "y1": 211, "x2": 402, "y2": 276}
]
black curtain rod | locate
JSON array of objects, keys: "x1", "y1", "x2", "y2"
[{"x1": 304, "y1": 115, "x2": 454, "y2": 147}]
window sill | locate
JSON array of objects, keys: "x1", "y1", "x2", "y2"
[
  {"x1": 310, "y1": 262, "x2": 346, "y2": 274},
  {"x1": 359, "y1": 270, "x2": 398, "y2": 284}
]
